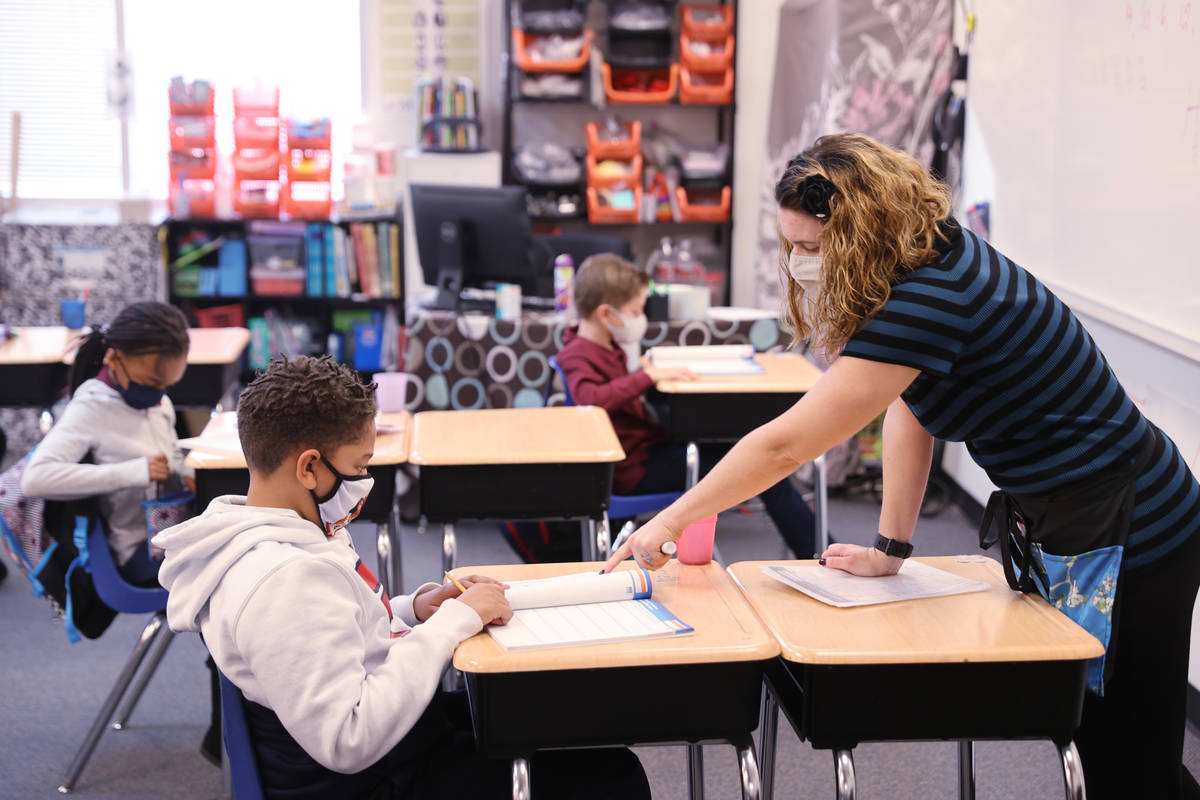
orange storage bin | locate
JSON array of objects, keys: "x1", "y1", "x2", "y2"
[
  {"x1": 675, "y1": 185, "x2": 731, "y2": 222},
  {"x1": 233, "y1": 150, "x2": 281, "y2": 181},
  {"x1": 286, "y1": 149, "x2": 332, "y2": 183},
  {"x1": 167, "y1": 88, "x2": 215, "y2": 117},
  {"x1": 283, "y1": 184, "x2": 333, "y2": 220},
  {"x1": 586, "y1": 154, "x2": 643, "y2": 189},
  {"x1": 235, "y1": 182, "x2": 281, "y2": 219},
  {"x1": 512, "y1": 29, "x2": 593, "y2": 73},
  {"x1": 586, "y1": 186, "x2": 642, "y2": 224},
  {"x1": 602, "y1": 63, "x2": 678, "y2": 104},
  {"x1": 233, "y1": 87, "x2": 280, "y2": 118},
  {"x1": 235, "y1": 116, "x2": 280, "y2": 150},
  {"x1": 286, "y1": 119, "x2": 332, "y2": 150},
  {"x1": 680, "y1": 32, "x2": 734, "y2": 72},
  {"x1": 169, "y1": 148, "x2": 216, "y2": 180},
  {"x1": 682, "y1": 5, "x2": 734, "y2": 38},
  {"x1": 169, "y1": 116, "x2": 215, "y2": 150},
  {"x1": 585, "y1": 120, "x2": 642, "y2": 160},
  {"x1": 680, "y1": 66, "x2": 733, "y2": 104},
  {"x1": 169, "y1": 181, "x2": 216, "y2": 218}
]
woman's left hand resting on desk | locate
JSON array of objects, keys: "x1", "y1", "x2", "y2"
[
  {"x1": 413, "y1": 575, "x2": 509, "y2": 622},
  {"x1": 819, "y1": 543, "x2": 903, "y2": 577}
]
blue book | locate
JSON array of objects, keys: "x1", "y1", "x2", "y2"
[
  {"x1": 305, "y1": 224, "x2": 324, "y2": 297},
  {"x1": 323, "y1": 224, "x2": 338, "y2": 297},
  {"x1": 217, "y1": 240, "x2": 247, "y2": 296},
  {"x1": 352, "y1": 320, "x2": 383, "y2": 371},
  {"x1": 197, "y1": 267, "x2": 220, "y2": 296}
]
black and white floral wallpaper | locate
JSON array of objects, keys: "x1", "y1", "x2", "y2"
[{"x1": 0, "y1": 223, "x2": 162, "y2": 466}]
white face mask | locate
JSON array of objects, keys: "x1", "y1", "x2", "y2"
[
  {"x1": 788, "y1": 251, "x2": 822, "y2": 297},
  {"x1": 605, "y1": 308, "x2": 649, "y2": 346},
  {"x1": 311, "y1": 455, "x2": 374, "y2": 536}
]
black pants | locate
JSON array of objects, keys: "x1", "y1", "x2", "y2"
[
  {"x1": 383, "y1": 690, "x2": 651, "y2": 800},
  {"x1": 631, "y1": 442, "x2": 820, "y2": 558},
  {"x1": 1075, "y1": 530, "x2": 1200, "y2": 799}
]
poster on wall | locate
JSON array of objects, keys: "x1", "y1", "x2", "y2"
[
  {"x1": 376, "y1": 0, "x2": 482, "y2": 128},
  {"x1": 754, "y1": 0, "x2": 954, "y2": 310}
]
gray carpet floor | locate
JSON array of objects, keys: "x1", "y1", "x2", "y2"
[{"x1": 1, "y1": 489, "x2": 1197, "y2": 799}]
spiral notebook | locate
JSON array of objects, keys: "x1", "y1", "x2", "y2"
[{"x1": 484, "y1": 569, "x2": 694, "y2": 653}]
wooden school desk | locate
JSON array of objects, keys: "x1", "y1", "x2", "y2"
[
  {"x1": 407, "y1": 406, "x2": 624, "y2": 571},
  {"x1": 167, "y1": 327, "x2": 250, "y2": 407},
  {"x1": 727, "y1": 558, "x2": 1104, "y2": 800},
  {"x1": 452, "y1": 561, "x2": 780, "y2": 800},
  {"x1": 650, "y1": 352, "x2": 831, "y2": 553},
  {"x1": 0, "y1": 326, "x2": 75, "y2": 408},
  {"x1": 184, "y1": 410, "x2": 411, "y2": 597}
]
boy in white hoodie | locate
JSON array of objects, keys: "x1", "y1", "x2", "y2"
[{"x1": 154, "y1": 355, "x2": 650, "y2": 799}]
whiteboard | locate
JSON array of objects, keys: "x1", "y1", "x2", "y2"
[{"x1": 966, "y1": 0, "x2": 1200, "y2": 359}]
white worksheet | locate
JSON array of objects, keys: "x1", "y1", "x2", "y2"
[
  {"x1": 488, "y1": 598, "x2": 694, "y2": 653},
  {"x1": 760, "y1": 561, "x2": 990, "y2": 608}
]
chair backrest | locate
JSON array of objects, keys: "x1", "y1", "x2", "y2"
[
  {"x1": 546, "y1": 356, "x2": 575, "y2": 407},
  {"x1": 217, "y1": 669, "x2": 266, "y2": 800},
  {"x1": 86, "y1": 519, "x2": 168, "y2": 615}
]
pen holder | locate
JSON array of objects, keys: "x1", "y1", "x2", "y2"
[
  {"x1": 676, "y1": 514, "x2": 717, "y2": 564},
  {"x1": 60, "y1": 299, "x2": 86, "y2": 330}
]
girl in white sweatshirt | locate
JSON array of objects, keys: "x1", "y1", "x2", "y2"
[{"x1": 22, "y1": 300, "x2": 193, "y2": 585}]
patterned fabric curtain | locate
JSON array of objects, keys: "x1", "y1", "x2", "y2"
[{"x1": 753, "y1": 0, "x2": 954, "y2": 309}]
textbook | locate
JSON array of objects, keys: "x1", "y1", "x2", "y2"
[
  {"x1": 647, "y1": 344, "x2": 764, "y2": 376},
  {"x1": 761, "y1": 561, "x2": 991, "y2": 608},
  {"x1": 485, "y1": 569, "x2": 695, "y2": 653}
]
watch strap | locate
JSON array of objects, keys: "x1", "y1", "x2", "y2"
[{"x1": 874, "y1": 533, "x2": 913, "y2": 559}]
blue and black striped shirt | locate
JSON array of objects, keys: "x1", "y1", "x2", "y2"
[{"x1": 842, "y1": 223, "x2": 1200, "y2": 568}]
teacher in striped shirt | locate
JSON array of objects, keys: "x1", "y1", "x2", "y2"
[{"x1": 604, "y1": 132, "x2": 1200, "y2": 799}]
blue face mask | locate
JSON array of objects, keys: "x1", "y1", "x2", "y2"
[{"x1": 113, "y1": 356, "x2": 165, "y2": 410}]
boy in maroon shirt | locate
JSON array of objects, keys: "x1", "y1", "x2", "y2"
[{"x1": 556, "y1": 255, "x2": 818, "y2": 556}]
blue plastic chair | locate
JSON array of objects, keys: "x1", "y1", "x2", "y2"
[
  {"x1": 59, "y1": 517, "x2": 175, "y2": 793},
  {"x1": 547, "y1": 356, "x2": 682, "y2": 557},
  {"x1": 217, "y1": 668, "x2": 266, "y2": 800}
]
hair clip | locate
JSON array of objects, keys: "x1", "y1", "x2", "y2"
[{"x1": 797, "y1": 174, "x2": 837, "y2": 219}]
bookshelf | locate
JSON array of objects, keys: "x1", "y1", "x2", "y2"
[{"x1": 163, "y1": 213, "x2": 404, "y2": 377}]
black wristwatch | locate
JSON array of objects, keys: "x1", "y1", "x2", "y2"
[{"x1": 874, "y1": 534, "x2": 913, "y2": 559}]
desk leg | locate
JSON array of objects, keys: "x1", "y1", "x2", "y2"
[
  {"x1": 687, "y1": 743, "x2": 705, "y2": 800},
  {"x1": 686, "y1": 442, "x2": 701, "y2": 489},
  {"x1": 814, "y1": 453, "x2": 830, "y2": 555},
  {"x1": 736, "y1": 738, "x2": 763, "y2": 800},
  {"x1": 389, "y1": 506, "x2": 403, "y2": 595},
  {"x1": 511, "y1": 758, "x2": 531, "y2": 800},
  {"x1": 834, "y1": 749, "x2": 856, "y2": 800},
  {"x1": 442, "y1": 523, "x2": 457, "y2": 575},
  {"x1": 597, "y1": 515, "x2": 612, "y2": 560},
  {"x1": 376, "y1": 522, "x2": 393, "y2": 600},
  {"x1": 757, "y1": 684, "x2": 779, "y2": 800},
  {"x1": 1058, "y1": 742, "x2": 1086, "y2": 800},
  {"x1": 958, "y1": 740, "x2": 976, "y2": 800},
  {"x1": 581, "y1": 520, "x2": 598, "y2": 562}
]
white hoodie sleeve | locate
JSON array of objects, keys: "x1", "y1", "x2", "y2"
[
  {"x1": 233, "y1": 559, "x2": 483, "y2": 773},
  {"x1": 22, "y1": 398, "x2": 149, "y2": 499}
]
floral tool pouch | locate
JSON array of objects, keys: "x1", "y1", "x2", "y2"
[
  {"x1": 978, "y1": 433, "x2": 1152, "y2": 695},
  {"x1": 142, "y1": 491, "x2": 194, "y2": 560}
]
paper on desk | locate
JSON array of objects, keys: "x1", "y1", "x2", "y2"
[
  {"x1": 648, "y1": 344, "x2": 764, "y2": 376},
  {"x1": 488, "y1": 599, "x2": 694, "y2": 653},
  {"x1": 176, "y1": 435, "x2": 244, "y2": 457},
  {"x1": 760, "y1": 561, "x2": 990, "y2": 608}
]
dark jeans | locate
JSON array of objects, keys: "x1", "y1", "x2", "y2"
[
  {"x1": 630, "y1": 442, "x2": 819, "y2": 558},
  {"x1": 1075, "y1": 530, "x2": 1200, "y2": 799}
]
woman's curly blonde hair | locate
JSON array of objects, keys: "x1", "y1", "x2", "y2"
[{"x1": 775, "y1": 133, "x2": 953, "y2": 354}]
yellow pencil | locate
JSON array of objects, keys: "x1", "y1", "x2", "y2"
[{"x1": 445, "y1": 572, "x2": 467, "y2": 592}]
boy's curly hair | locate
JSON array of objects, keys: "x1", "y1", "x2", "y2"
[{"x1": 237, "y1": 355, "x2": 377, "y2": 474}]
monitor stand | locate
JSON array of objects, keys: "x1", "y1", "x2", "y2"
[{"x1": 430, "y1": 220, "x2": 465, "y2": 311}]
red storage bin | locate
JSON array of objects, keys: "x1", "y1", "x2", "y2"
[
  {"x1": 286, "y1": 149, "x2": 332, "y2": 183},
  {"x1": 283, "y1": 183, "x2": 333, "y2": 220},
  {"x1": 680, "y1": 66, "x2": 733, "y2": 104},
  {"x1": 194, "y1": 304, "x2": 246, "y2": 328},
  {"x1": 680, "y1": 32, "x2": 735, "y2": 72},
  {"x1": 586, "y1": 154, "x2": 643, "y2": 189},
  {"x1": 169, "y1": 148, "x2": 216, "y2": 180},
  {"x1": 235, "y1": 116, "x2": 280, "y2": 150},
  {"x1": 233, "y1": 87, "x2": 280, "y2": 118},
  {"x1": 250, "y1": 267, "x2": 305, "y2": 296},
  {"x1": 675, "y1": 185, "x2": 731, "y2": 222},
  {"x1": 233, "y1": 150, "x2": 281, "y2": 181},
  {"x1": 682, "y1": 5, "x2": 734, "y2": 38},
  {"x1": 512, "y1": 29, "x2": 593, "y2": 73},
  {"x1": 286, "y1": 118, "x2": 332, "y2": 150},
  {"x1": 585, "y1": 120, "x2": 642, "y2": 160},
  {"x1": 167, "y1": 87, "x2": 215, "y2": 117},
  {"x1": 602, "y1": 64, "x2": 678, "y2": 104},
  {"x1": 169, "y1": 181, "x2": 216, "y2": 218},
  {"x1": 169, "y1": 116, "x2": 216, "y2": 150},
  {"x1": 234, "y1": 182, "x2": 281, "y2": 219},
  {"x1": 586, "y1": 186, "x2": 641, "y2": 224}
]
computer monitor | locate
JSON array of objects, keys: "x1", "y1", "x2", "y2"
[{"x1": 410, "y1": 183, "x2": 540, "y2": 309}]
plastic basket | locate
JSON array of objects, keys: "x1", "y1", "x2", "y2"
[
  {"x1": 512, "y1": 28, "x2": 593, "y2": 73},
  {"x1": 169, "y1": 116, "x2": 216, "y2": 150},
  {"x1": 682, "y1": 5, "x2": 733, "y2": 38},
  {"x1": 586, "y1": 185, "x2": 642, "y2": 224},
  {"x1": 586, "y1": 154, "x2": 643, "y2": 189},
  {"x1": 679, "y1": 66, "x2": 733, "y2": 105},
  {"x1": 194, "y1": 303, "x2": 246, "y2": 328},
  {"x1": 602, "y1": 63, "x2": 678, "y2": 104},
  {"x1": 585, "y1": 120, "x2": 642, "y2": 160},
  {"x1": 675, "y1": 185, "x2": 731, "y2": 222},
  {"x1": 680, "y1": 32, "x2": 734, "y2": 72}
]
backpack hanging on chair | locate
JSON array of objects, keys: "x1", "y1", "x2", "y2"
[{"x1": 0, "y1": 453, "x2": 117, "y2": 641}]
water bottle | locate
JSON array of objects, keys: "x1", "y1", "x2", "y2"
[{"x1": 553, "y1": 253, "x2": 574, "y2": 314}]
